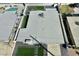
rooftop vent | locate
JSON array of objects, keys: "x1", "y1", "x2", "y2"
[
  {"x1": 25, "y1": 39, "x2": 31, "y2": 42},
  {"x1": 75, "y1": 21, "x2": 79, "y2": 26},
  {"x1": 38, "y1": 13, "x2": 44, "y2": 17}
]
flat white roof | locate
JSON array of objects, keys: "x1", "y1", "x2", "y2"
[
  {"x1": 0, "y1": 12, "x2": 17, "y2": 41},
  {"x1": 17, "y1": 8, "x2": 64, "y2": 44},
  {"x1": 67, "y1": 17, "x2": 79, "y2": 47}
]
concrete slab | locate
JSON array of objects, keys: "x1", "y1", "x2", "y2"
[{"x1": 47, "y1": 44, "x2": 61, "y2": 56}]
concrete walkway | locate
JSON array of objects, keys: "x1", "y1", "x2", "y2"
[
  {"x1": 67, "y1": 48, "x2": 78, "y2": 56},
  {"x1": 0, "y1": 41, "x2": 15, "y2": 56}
]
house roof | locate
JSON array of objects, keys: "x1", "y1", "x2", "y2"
[
  {"x1": 17, "y1": 8, "x2": 64, "y2": 44},
  {"x1": 67, "y1": 16, "x2": 79, "y2": 47}
]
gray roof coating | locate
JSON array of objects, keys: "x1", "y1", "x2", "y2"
[
  {"x1": 0, "y1": 12, "x2": 17, "y2": 41},
  {"x1": 67, "y1": 17, "x2": 79, "y2": 47},
  {"x1": 17, "y1": 8, "x2": 64, "y2": 44}
]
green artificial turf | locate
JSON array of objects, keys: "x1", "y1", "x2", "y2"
[
  {"x1": 16, "y1": 47, "x2": 35, "y2": 56},
  {"x1": 38, "y1": 47, "x2": 44, "y2": 56},
  {"x1": 33, "y1": 6, "x2": 44, "y2": 10},
  {"x1": 28, "y1": 6, "x2": 44, "y2": 11},
  {"x1": 16, "y1": 46, "x2": 44, "y2": 56}
]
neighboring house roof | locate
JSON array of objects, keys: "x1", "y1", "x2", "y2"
[
  {"x1": 73, "y1": 7, "x2": 79, "y2": 14},
  {"x1": 67, "y1": 16, "x2": 79, "y2": 47},
  {"x1": 0, "y1": 12, "x2": 17, "y2": 42}
]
